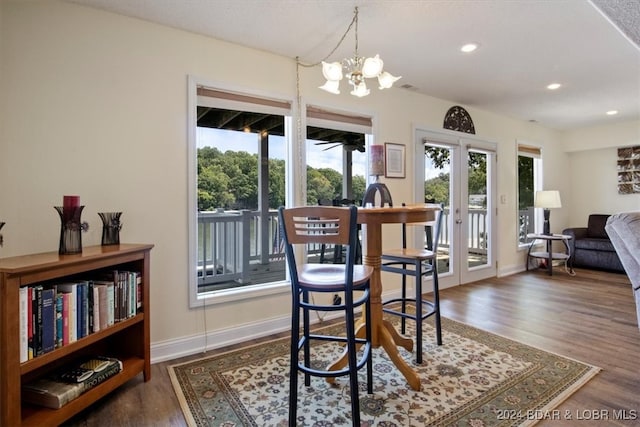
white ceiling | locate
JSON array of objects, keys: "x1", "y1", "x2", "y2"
[{"x1": 66, "y1": 0, "x2": 640, "y2": 131}]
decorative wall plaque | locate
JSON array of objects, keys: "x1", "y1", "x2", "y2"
[
  {"x1": 617, "y1": 145, "x2": 640, "y2": 194},
  {"x1": 443, "y1": 105, "x2": 475, "y2": 134}
]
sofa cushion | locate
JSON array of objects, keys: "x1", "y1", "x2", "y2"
[
  {"x1": 574, "y1": 237, "x2": 616, "y2": 252},
  {"x1": 587, "y1": 214, "x2": 610, "y2": 238}
]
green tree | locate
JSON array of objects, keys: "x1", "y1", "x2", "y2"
[
  {"x1": 306, "y1": 167, "x2": 335, "y2": 204},
  {"x1": 424, "y1": 146, "x2": 487, "y2": 205},
  {"x1": 425, "y1": 173, "x2": 450, "y2": 206},
  {"x1": 268, "y1": 158, "x2": 286, "y2": 208},
  {"x1": 518, "y1": 155, "x2": 534, "y2": 209},
  {"x1": 198, "y1": 147, "x2": 363, "y2": 210},
  {"x1": 198, "y1": 164, "x2": 235, "y2": 210},
  {"x1": 352, "y1": 175, "x2": 366, "y2": 204}
]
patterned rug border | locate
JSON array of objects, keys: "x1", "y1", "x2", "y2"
[{"x1": 168, "y1": 317, "x2": 601, "y2": 427}]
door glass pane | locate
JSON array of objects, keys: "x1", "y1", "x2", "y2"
[
  {"x1": 424, "y1": 144, "x2": 452, "y2": 276},
  {"x1": 467, "y1": 150, "x2": 489, "y2": 268}
]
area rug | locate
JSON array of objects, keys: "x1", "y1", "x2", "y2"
[{"x1": 168, "y1": 317, "x2": 600, "y2": 426}]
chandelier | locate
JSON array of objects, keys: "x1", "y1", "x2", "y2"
[{"x1": 319, "y1": 7, "x2": 401, "y2": 97}]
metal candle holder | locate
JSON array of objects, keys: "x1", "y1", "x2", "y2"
[
  {"x1": 98, "y1": 212, "x2": 122, "y2": 245},
  {"x1": 55, "y1": 206, "x2": 89, "y2": 254}
]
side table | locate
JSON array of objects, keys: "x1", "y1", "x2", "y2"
[{"x1": 526, "y1": 233, "x2": 574, "y2": 276}]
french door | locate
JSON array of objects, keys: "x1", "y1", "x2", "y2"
[{"x1": 414, "y1": 128, "x2": 497, "y2": 288}]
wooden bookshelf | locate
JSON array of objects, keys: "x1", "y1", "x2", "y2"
[{"x1": 0, "y1": 244, "x2": 153, "y2": 426}]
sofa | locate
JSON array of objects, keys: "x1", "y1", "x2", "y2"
[
  {"x1": 605, "y1": 212, "x2": 640, "y2": 329},
  {"x1": 562, "y1": 214, "x2": 625, "y2": 273}
]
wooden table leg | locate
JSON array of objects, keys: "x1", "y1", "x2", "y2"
[
  {"x1": 325, "y1": 218, "x2": 423, "y2": 391},
  {"x1": 380, "y1": 321, "x2": 421, "y2": 390}
]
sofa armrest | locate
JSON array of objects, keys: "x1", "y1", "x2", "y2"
[
  {"x1": 562, "y1": 227, "x2": 588, "y2": 240},
  {"x1": 562, "y1": 227, "x2": 587, "y2": 259},
  {"x1": 605, "y1": 213, "x2": 640, "y2": 291}
]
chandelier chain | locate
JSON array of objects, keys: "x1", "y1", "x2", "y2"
[{"x1": 296, "y1": 7, "x2": 359, "y2": 69}]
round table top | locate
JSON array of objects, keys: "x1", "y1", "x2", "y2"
[
  {"x1": 526, "y1": 233, "x2": 572, "y2": 240},
  {"x1": 357, "y1": 203, "x2": 440, "y2": 225}
]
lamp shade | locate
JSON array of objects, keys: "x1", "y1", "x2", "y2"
[
  {"x1": 362, "y1": 54, "x2": 384, "y2": 78},
  {"x1": 534, "y1": 190, "x2": 562, "y2": 209},
  {"x1": 377, "y1": 71, "x2": 401, "y2": 89},
  {"x1": 369, "y1": 144, "x2": 385, "y2": 176},
  {"x1": 321, "y1": 61, "x2": 343, "y2": 81},
  {"x1": 319, "y1": 80, "x2": 341, "y2": 95},
  {"x1": 350, "y1": 82, "x2": 370, "y2": 97}
]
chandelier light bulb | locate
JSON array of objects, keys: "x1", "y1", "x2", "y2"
[
  {"x1": 378, "y1": 71, "x2": 401, "y2": 89},
  {"x1": 321, "y1": 61, "x2": 343, "y2": 81},
  {"x1": 350, "y1": 81, "x2": 370, "y2": 97},
  {"x1": 362, "y1": 54, "x2": 384, "y2": 78},
  {"x1": 319, "y1": 79, "x2": 341, "y2": 94}
]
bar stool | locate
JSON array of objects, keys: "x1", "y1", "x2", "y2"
[
  {"x1": 380, "y1": 203, "x2": 443, "y2": 363},
  {"x1": 318, "y1": 198, "x2": 362, "y2": 264},
  {"x1": 279, "y1": 205, "x2": 373, "y2": 426}
]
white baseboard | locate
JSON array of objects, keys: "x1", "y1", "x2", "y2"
[
  {"x1": 151, "y1": 314, "x2": 290, "y2": 363},
  {"x1": 498, "y1": 263, "x2": 526, "y2": 277},
  {"x1": 151, "y1": 309, "x2": 348, "y2": 364},
  {"x1": 151, "y1": 288, "x2": 404, "y2": 364}
]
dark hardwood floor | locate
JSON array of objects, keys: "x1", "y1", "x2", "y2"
[{"x1": 64, "y1": 268, "x2": 640, "y2": 426}]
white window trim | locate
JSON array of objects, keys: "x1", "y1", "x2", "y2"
[
  {"x1": 516, "y1": 141, "x2": 543, "y2": 249},
  {"x1": 187, "y1": 75, "x2": 293, "y2": 308}
]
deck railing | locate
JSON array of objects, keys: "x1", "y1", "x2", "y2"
[
  {"x1": 518, "y1": 207, "x2": 535, "y2": 244},
  {"x1": 197, "y1": 207, "x2": 497, "y2": 286}
]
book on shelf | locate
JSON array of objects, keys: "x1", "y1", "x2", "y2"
[
  {"x1": 56, "y1": 283, "x2": 78, "y2": 343},
  {"x1": 19, "y1": 286, "x2": 29, "y2": 363},
  {"x1": 61, "y1": 292, "x2": 71, "y2": 346},
  {"x1": 55, "y1": 292, "x2": 63, "y2": 349},
  {"x1": 40, "y1": 287, "x2": 55, "y2": 354},
  {"x1": 32, "y1": 284, "x2": 43, "y2": 357},
  {"x1": 22, "y1": 356, "x2": 123, "y2": 409},
  {"x1": 94, "y1": 283, "x2": 109, "y2": 331}
]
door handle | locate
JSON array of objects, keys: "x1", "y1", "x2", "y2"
[{"x1": 455, "y1": 219, "x2": 462, "y2": 224}]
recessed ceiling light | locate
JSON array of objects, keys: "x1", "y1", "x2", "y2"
[
  {"x1": 606, "y1": 110, "x2": 618, "y2": 115},
  {"x1": 546, "y1": 83, "x2": 561, "y2": 90},
  {"x1": 460, "y1": 43, "x2": 478, "y2": 53}
]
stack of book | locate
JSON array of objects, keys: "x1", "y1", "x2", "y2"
[{"x1": 22, "y1": 356, "x2": 123, "y2": 409}]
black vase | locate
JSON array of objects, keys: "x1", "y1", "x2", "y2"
[
  {"x1": 98, "y1": 212, "x2": 122, "y2": 246},
  {"x1": 55, "y1": 206, "x2": 85, "y2": 254}
]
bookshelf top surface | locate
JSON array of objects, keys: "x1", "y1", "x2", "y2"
[{"x1": 0, "y1": 244, "x2": 154, "y2": 273}]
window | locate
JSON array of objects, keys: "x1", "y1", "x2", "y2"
[
  {"x1": 305, "y1": 106, "x2": 372, "y2": 206},
  {"x1": 517, "y1": 143, "x2": 542, "y2": 246},
  {"x1": 188, "y1": 78, "x2": 292, "y2": 307}
]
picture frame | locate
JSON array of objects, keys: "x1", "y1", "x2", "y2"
[{"x1": 384, "y1": 143, "x2": 405, "y2": 178}]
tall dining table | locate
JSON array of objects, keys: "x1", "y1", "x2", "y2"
[{"x1": 327, "y1": 203, "x2": 440, "y2": 391}]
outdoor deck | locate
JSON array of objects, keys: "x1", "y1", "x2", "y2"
[{"x1": 196, "y1": 207, "x2": 522, "y2": 292}]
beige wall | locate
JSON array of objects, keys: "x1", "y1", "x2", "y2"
[
  {"x1": 1, "y1": 1, "x2": 635, "y2": 358},
  {"x1": 561, "y1": 120, "x2": 640, "y2": 225}
]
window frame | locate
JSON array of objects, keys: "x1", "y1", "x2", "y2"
[
  {"x1": 187, "y1": 76, "x2": 293, "y2": 308},
  {"x1": 516, "y1": 142, "x2": 543, "y2": 249}
]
